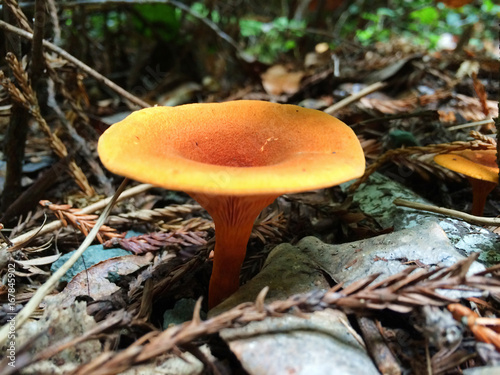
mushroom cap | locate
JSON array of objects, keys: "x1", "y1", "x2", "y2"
[
  {"x1": 98, "y1": 100, "x2": 365, "y2": 196},
  {"x1": 434, "y1": 150, "x2": 499, "y2": 183}
]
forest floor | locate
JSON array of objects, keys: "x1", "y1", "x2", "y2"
[{"x1": 0, "y1": 1, "x2": 499, "y2": 374}]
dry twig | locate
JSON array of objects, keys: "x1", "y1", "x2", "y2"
[
  {"x1": 393, "y1": 198, "x2": 500, "y2": 226},
  {"x1": 448, "y1": 119, "x2": 496, "y2": 132},
  {"x1": 324, "y1": 81, "x2": 387, "y2": 115}
]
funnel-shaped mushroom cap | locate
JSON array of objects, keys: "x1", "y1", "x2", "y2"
[
  {"x1": 434, "y1": 150, "x2": 498, "y2": 183},
  {"x1": 97, "y1": 101, "x2": 365, "y2": 195}
]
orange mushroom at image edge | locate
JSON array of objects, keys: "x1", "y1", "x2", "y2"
[
  {"x1": 434, "y1": 150, "x2": 498, "y2": 216},
  {"x1": 97, "y1": 100, "x2": 366, "y2": 308}
]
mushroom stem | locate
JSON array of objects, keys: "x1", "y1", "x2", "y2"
[
  {"x1": 209, "y1": 217, "x2": 255, "y2": 307},
  {"x1": 190, "y1": 193, "x2": 277, "y2": 308},
  {"x1": 468, "y1": 178, "x2": 497, "y2": 216}
]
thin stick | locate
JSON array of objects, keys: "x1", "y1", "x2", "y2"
[
  {"x1": 324, "y1": 81, "x2": 387, "y2": 115},
  {"x1": 46, "y1": 0, "x2": 61, "y2": 45},
  {"x1": 2, "y1": 183, "x2": 154, "y2": 249},
  {"x1": 0, "y1": 179, "x2": 130, "y2": 346},
  {"x1": 425, "y1": 338, "x2": 432, "y2": 375},
  {"x1": 352, "y1": 110, "x2": 437, "y2": 128},
  {"x1": 0, "y1": 20, "x2": 151, "y2": 108},
  {"x1": 167, "y1": 0, "x2": 241, "y2": 53},
  {"x1": 447, "y1": 118, "x2": 495, "y2": 132},
  {"x1": 393, "y1": 198, "x2": 500, "y2": 226},
  {"x1": 357, "y1": 317, "x2": 400, "y2": 375}
]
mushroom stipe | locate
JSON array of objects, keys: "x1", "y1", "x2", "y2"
[{"x1": 98, "y1": 100, "x2": 365, "y2": 308}]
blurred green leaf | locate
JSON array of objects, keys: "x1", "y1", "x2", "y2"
[
  {"x1": 240, "y1": 19, "x2": 264, "y2": 37},
  {"x1": 132, "y1": 4, "x2": 180, "y2": 41},
  {"x1": 410, "y1": 7, "x2": 439, "y2": 25},
  {"x1": 239, "y1": 16, "x2": 306, "y2": 63}
]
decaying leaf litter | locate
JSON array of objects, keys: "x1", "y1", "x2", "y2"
[{"x1": 0, "y1": 0, "x2": 499, "y2": 374}]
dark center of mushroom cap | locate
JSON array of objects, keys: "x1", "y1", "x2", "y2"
[{"x1": 173, "y1": 129, "x2": 292, "y2": 168}]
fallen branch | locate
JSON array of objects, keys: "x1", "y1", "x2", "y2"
[
  {"x1": 393, "y1": 198, "x2": 500, "y2": 226},
  {"x1": 324, "y1": 81, "x2": 387, "y2": 115},
  {"x1": 447, "y1": 118, "x2": 496, "y2": 132}
]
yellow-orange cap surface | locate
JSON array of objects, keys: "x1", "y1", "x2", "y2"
[
  {"x1": 98, "y1": 100, "x2": 365, "y2": 196},
  {"x1": 434, "y1": 150, "x2": 498, "y2": 183}
]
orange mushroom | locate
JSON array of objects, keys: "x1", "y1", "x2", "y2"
[
  {"x1": 97, "y1": 100, "x2": 365, "y2": 307},
  {"x1": 434, "y1": 149, "x2": 498, "y2": 216}
]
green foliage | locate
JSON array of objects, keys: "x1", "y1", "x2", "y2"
[
  {"x1": 63, "y1": 0, "x2": 499, "y2": 66},
  {"x1": 356, "y1": 7, "x2": 397, "y2": 44},
  {"x1": 190, "y1": 1, "x2": 308, "y2": 64},
  {"x1": 410, "y1": 6, "x2": 439, "y2": 25},
  {"x1": 62, "y1": 4, "x2": 181, "y2": 43},
  {"x1": 132, "y1": 4, "x2": 180, "y2": 42},
  {"x1": 239, "y1": 17, "x2": 306, "y2": 64},
  {"x1": 232, "y1": 0, "x2": 498, "y2": 62},
  {"x1": 353, "y1": 0, "x2": 499, "y2": 49},
  {"x1": 191, "y1": 2, "x2": 306, "y2": 64}
]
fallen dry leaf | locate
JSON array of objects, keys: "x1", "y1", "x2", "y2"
[
  {"x1": 58, "y1": 253, "x2": 154, "y2": 307},
  {"x1": 261, "y1": 65, "x2": 305, "y2": 96}
]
